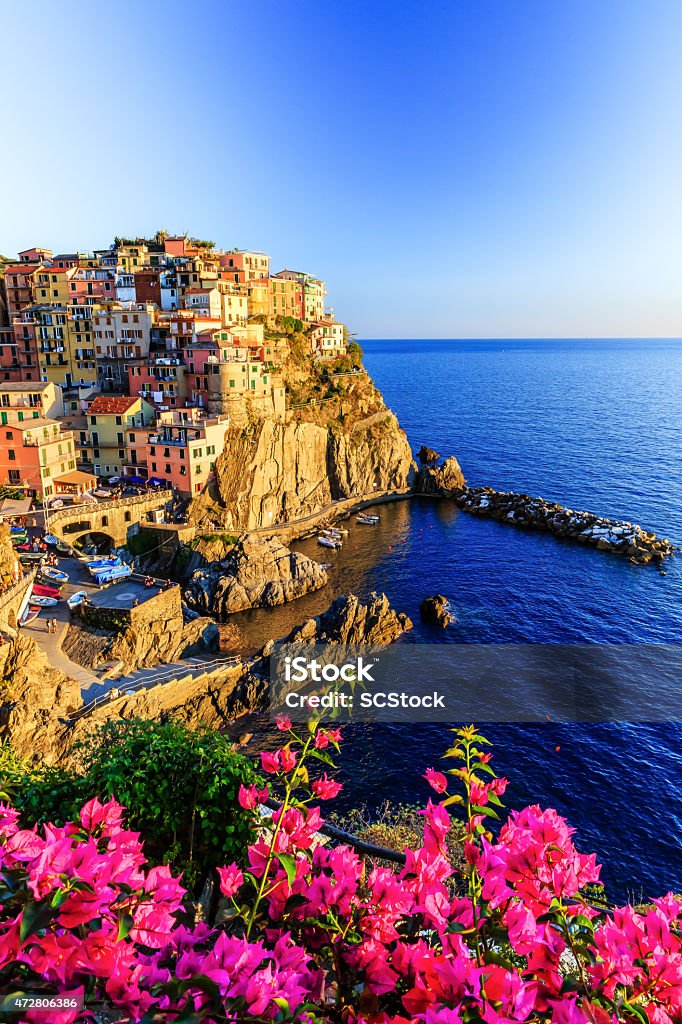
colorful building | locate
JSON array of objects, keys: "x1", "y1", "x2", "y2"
[
  {"x1": 145, "y1": 409, "x2": 230, "y2": 495},
  {"x1": 0, "y1": 381, "x2": 64, "y2": 424},
  {"x1": 76, "y1": 394, "x2": 156, "y2": 478},
  {"x1": 0, "y1": 417, "x2": 76, "y2": 499},
  {"x1": 274, "y1": 270, "x2": 326, "y2": 322},
  {"x1": 311, "y1": 318, "x2": 346, "y2": 357},
  {"x1": 92, "y1": 302, "x2": 156, "y2": 391},
  {"x1": 269, "y1": 274, "x2": 304, "y2": 320}
]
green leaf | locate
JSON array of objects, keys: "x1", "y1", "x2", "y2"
[
  {"x1": 275, "y1": 852, "x2": 298, "y2": 887},
  {"x1": 470, "y1": 804, "x2": 500, "y2": 819},
  {"x1": 117, "y1": 912, "x2": 134, "y2": 941},
  {"x1": 19, "y1": 900, "x2": 52, "y2": 941}
]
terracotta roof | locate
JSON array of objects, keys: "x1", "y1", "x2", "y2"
[
  {"x1": 54, "y1": 470, "x2": 98, "y2": 485},
  {"x1": 87, "y1": 395, "x2": 140, "y2": 414}
]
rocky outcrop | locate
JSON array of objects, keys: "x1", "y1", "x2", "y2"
[
  {"x1": 64, "y1": 586, "x2": 220, "y2": 674},
  {"x1": 279, "y1": 591, "x2": 413, "y2": 646},
  {"x1": 0, "y1": 524, "x2": 19, "y2": 581},
  {"x1": 420, "y1": 594, "x2": 455, "y2": 628},
  {"x1": 190, "y1": 406, "x2": 415, "y2": 532},
  {"x1": 416, "y1": 456, "x2": 466, "y2": 495},
  {"x1": 0, "y1": 634, "x2": 81, "y2": 764},
  {"x1": 186, "y1": 535, "x2": 328, "y2": 617},
  {"x1": 456, "y1": 487, "x2": 678, "y2": 563},
  {"x1": 418, "y1": 445, "x2": 440, "y2": 463}
]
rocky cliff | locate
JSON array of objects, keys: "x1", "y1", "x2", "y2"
[
  {"x1": 190, "y1": 366, "x2": 415, "y2": 531},
  {"x1": 276, "y1": 591, "x2": 413, "y2": 646},
  {"x1": 186, "y1": 534, "x2": 328, "y2": 616},
  {"x1": 0, "y1": 634, "x2": 81, "y2": 764}
]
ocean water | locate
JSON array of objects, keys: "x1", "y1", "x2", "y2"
[
  {"x1": 349, "y1": 338, "x2": 682, "y2": 901},
  {"x1": 234, "y1": 339, "x2": 682, "y2": 901}
]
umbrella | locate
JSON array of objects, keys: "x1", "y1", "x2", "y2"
[
  {"x1": 126, "y1": 475, "x2": 147, "y2": 485},
  {"x1": 147, "y1": 477, "x2": 166, "y2": 487}
]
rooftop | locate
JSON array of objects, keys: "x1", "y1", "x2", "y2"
[
  {"x1": 0, "y1": 381, "x2": 52, "y2": 392},
  {"x1": 87, "y1": 395, "x2": 141, "y2": 415}
]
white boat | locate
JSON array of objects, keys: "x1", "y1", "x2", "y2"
[
  {"x1": 19, "y1": 605, "x2": 41, "y2": 625},
  {"x1": 67, "y1": 591, "x2": 88, "y2": 609},
  {"x1": 93, "y1": 489, "x2": 110, "y2": 498},
  {"x1": 356, "y1": 514, "x2": 380, "y2": 525},
  {"x1": 86, "y1": 557, "x2": 121, "y2": 574},
  {"x1": 40, "y1": 566, "x2": 69, "y2": 584},
  {"x1": 31, "y1": 595, "x2": 58, "y2": 607},
  {"x1": 92, "y1": 563, "x2": 132, "y2": 586},
  {"x1": 318, "y1": 535, "x2": 341, "y2": 549},
  {"x1": 48, "y1": 498, "x2": 64, "y2": 509}
]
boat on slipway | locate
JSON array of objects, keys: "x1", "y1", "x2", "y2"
[
  {"x1": 30, "y1": 595, "x2": 58, "y2": 608},
  {"x1": 40, "y1": 566, "x2": 69, "y2": 585},
  {"x1": 19, "y1": 605, "x2": 41, "y2": 626}
]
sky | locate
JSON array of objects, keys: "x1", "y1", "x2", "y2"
[{"x1": 2, "y1": 0, "x2": 682, "y2": 338}]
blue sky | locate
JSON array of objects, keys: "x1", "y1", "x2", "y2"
[{"x1": 2, "y1": 0, "x2": 682, "y2": 338}]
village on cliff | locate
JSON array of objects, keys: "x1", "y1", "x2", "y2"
[{"x1": 0, "y1": 235, "x2": 348, "y2": 501}]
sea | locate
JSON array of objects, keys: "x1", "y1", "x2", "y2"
[{"x1": 236, "y1": 339, "x2": 682, "y2": 902}]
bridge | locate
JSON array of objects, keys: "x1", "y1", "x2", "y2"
[{"x1": 47, "y1": 490, "x2": 173, "y2": 548}]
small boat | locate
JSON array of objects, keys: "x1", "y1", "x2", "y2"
[
  {"x1": 43, "y1": 534, "x2": 59, "y2": 546},
  {"x1": 31, "y1": 595, "x2": 58, "y2": 607},
  {"x1": 19, "y1": 605, "x2": 41, "y2": 625},
  {"x1": 67, "y1": 590, "x2": 88, "y2": 609},
  {"x1": 92, "y1": 563, "x2": 132, "y2": 586},
  {"x1": 19, "y1": 552, "x2": 47, "y2": 564},
  {"x1": 318, "y1": 535, "x2": 341, "y2": 549},
  {"x1": 32, "y1": 582, "x2": 61, "y2": 599},
  {"x1": 93, "y1": 489, "x2": 110, "y2": 498},
  {"x1": 87, "y1": 558, "x2": 122, "y2": 576},
  {"x1": 11, "y1": 532, "x2": 28, "y2": 546},
  {"x1": 40, "y1": 566, "x2": 69, "y2": 585},
  {"x1": 356, "y1": 514, "x2": 380, "y2": 525},
  {"x1": 10, "y1": 525, "x2": 27, "y2": 535},
  {"x1": 48, "y1": 498, "x2": 64, "y2": 509},
  {"x1": 321, "y1": 529, "x2": 343, "y2": 540},
  {"x1": 13, "y1": 542, "x2": 32, "y2": 552},
  {"x1": 55, "y1": 539, "x2": 72, "y2": 556}
]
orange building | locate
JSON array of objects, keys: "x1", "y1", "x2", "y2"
[{"x1": 0, "y1": 418, "x2": 76, "y2": 498}]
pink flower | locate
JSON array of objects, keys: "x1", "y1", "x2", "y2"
[
  {"x1": 279, "y1": 747, "x2": 298, "y2": 772},
  {"x1": 314, "y1": 727, "x2": 342, "y2": 750},
  {"x1": 238, "y1": 784, "x2": 269, "y2": 810},
  {"x1": 218, "y1": 863, "x2": 245, "y2": 898},
  {"x1": 311, "y1": 773, "x2": 343, "y2": 800},
  {"x1": 423, "y1": 768, "x2": 448, "y2": 794},
  {"x1": 260, "y1": 750, "x2": 281, "y2": 774},
  {"x1": 275, "y1": 714, "x2": 292, "y2": 731}
]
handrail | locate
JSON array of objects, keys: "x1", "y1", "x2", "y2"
[
  {"x1": 48, "y1": 488, "x2": 173, "y2": 525},
  {"x1": 0, "y1": 566, "x2": 38, "y2": 609},
  {"x1": 70, "y1": 653, "x2": 242, "y2": 721}
]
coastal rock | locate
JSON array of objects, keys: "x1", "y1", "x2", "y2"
[
  {"x1": 454, "y1": 486, "x2": 677, "y2": 562},
  {"x1": 190, "y1": 399, "x2": 415, "y2": 532},
  {"x1": 416, "y1": 455, "x2": 466, "y2": 495},
  {"x1": 284, "y1": 591, "x2": 413, "y2": 646},
  {"x1": 0, "y1": 634, "x2": 81, "y2": 764},
  {"x1": 418, "y1": 445, "x2": 440, "y2": 463},
  {"x1": 419, "y1": 594, "x2": 455, "y2": 628},
  {"x1": 186, "y1": 534, "x2": 328, "y2": 616}
]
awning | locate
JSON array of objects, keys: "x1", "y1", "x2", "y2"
[
  {"x1": 54, "y1": 470, "x2": 99, "y2": 487},
  {"x1": 126, "y1": 475, "x2": 147, "y2": 485}
]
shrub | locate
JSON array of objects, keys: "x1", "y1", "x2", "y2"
[{"x1": 1, "y1": 723, "x2": 681, "y2": 1022}]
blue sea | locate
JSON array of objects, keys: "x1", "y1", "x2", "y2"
[
  {"x1": 341, "y1": 339, "x2": 682, "y2": 902},
  {"x1": 236, "y1": 339, "x2": 681, "y2": 900}
]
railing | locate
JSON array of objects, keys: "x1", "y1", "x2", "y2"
[
  {"x1": 48, "y1": 488, "x2": 173, "y2": 527},
  {"x1": 0, "y1": 566, "x2": 38, "y2": 610},
  {"x1": 70, "y1": 653, "x2": 243, "y2": 721}
]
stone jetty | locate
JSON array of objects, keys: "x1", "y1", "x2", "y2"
[{"x1": 454, "y1": 486, "x2": 677, "y2": 564}]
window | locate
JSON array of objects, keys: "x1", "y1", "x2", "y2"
[
  {"x1": 115, "y1": 416, "x2": 122, "y2": 425},
  {"x1": 8, "y1": 450, "x2": 15, "y2": 460},
  {"x1": 101, "y1": 516, "x2": 108, "y2": 527},
  {"x1": 124, "y1": 511, "x2": 131, "y2": 522}
]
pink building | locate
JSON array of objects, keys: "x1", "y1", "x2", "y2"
[{"x1": 145, "y1": 409, "x2": 230, "y2": 496}]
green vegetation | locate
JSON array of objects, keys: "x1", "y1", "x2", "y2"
[{"x1": 0, "y1": 720, "x2": 261, "y2": 892}]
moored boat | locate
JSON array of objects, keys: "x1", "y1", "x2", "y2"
[
  {"x1": 40, "y1": 566, "x2": 69, "y2": 585},
  {"x1": 318, "y1": 535, "x2": 341, "y2": 549},
  {"x1": 30, "y1": 595, "x2": 58, "y2": 607},
  {"x1": 19, "y1": 604, "x2": 41, "y2": 625},
  {"x1": 92, "y1": 563, "x2": 132, "y2": 586},
  {"x1": 32, "y1": 582, "x2": 61, "y2": 599},
  {"x1": 66, "y1": 590, "x2": 88, "y2": 609},
  {"x1": 356, "y1": 513, "x2": 380, "y2": 525},
  {"x1": 55, "y1": 539, "x2": 72, "y2": 556},
  {"x1": 43, "y1": 534, "x2": 59, "y2": 546}
]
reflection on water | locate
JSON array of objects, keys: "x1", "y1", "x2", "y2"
[{"x1": 220, "y1": 500, "x2": 419, "y2": 655}]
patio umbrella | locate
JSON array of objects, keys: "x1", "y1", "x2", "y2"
[
  {"x1": 146, "y1": 477, "x2": 166, "y2": 487},
  {"x1": 126, "y1": 475, "x2": 147, "y2": 485}
]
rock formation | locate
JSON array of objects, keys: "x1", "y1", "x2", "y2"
[
  {"x1": 0, "y1": 634, "x2": 81, "y2": 764},
  {"x1": 190, "y1": 369, "x2": 415, "y2": 532},
  {"x1": 416, "y1": 455, "x2": 466, "y2": 495},
  {"x1": 455, "y1": 487, "x2": 677, "y2": 563},
  {"x1": 281, "y1": 591, "x2": 413, "y2": 646},
  {"x1": 186, "y1": 535, "x2": 328, "y2": 616},
  {"x1": 419, "y1": 594, "x2": 455, "y2": 628},
  {"x1": 418, "y1": 445, "x2": 440, "y2": 463}
]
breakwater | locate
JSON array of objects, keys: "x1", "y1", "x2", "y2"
[{"x1": 454, "y1": 486, "x2": 677, "y2": 563}]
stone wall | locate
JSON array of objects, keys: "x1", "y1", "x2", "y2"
[{"x1": 81, "y1": 584, "x2": 182, "y2": 633}]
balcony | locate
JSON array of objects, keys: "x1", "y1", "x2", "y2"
[{"x1": 23, "y1": 430, "x2": 74, "y2": 446}]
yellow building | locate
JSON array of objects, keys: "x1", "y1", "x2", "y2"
[
  {"x1": 76, "y1": 394, "x2": 156, "y2": 478},
  {"x1": 0, "y1": 381, "x2": 64, "y2": 424},
  {"x1": 269, "y1": 276, "x2": 304, "y2": 319},
  {"x1": 246, "y1": 277, "x2": 269, "y2": 317}
]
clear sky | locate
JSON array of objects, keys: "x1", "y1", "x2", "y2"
[{"x1": 2, "y1": 0, "x2": 682, "y2": 338}]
